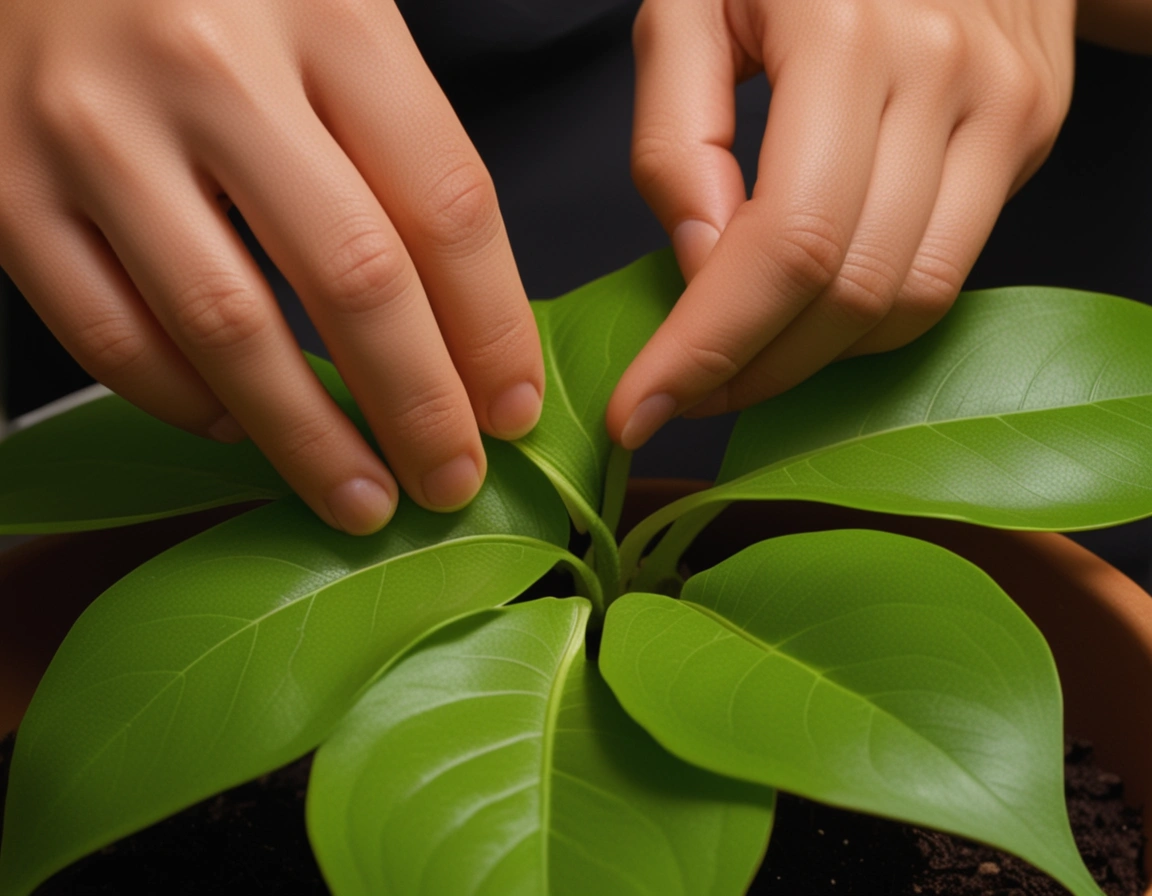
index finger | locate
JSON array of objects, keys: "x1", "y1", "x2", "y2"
[{"x1": 607, "y1": 48, "x2": 887, "y2": 449}]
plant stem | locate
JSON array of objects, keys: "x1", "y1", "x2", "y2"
[{"x1": 630, "y1": 503, "x2": 727, "y2": 593}]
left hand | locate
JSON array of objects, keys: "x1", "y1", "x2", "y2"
[{"x1": 608, "y1": 0, "x2": 1076, "y2": 448}]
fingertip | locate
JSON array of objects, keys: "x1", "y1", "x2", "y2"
[
  {"x1": 618, "y1": 392, "x2": 678, "y2": 451},
  {"x1": 420, "y1": 451, "x2": 485, "y2": 512},
  {"x1": 325, "y1": 476, "x2": 398, "y2": 536},
  {"x1": 487, "y1": 380, "x2": 543, "y2": 440},
  {"x1": 672, "y1": 219, "x2": 722, "y2": 282}
]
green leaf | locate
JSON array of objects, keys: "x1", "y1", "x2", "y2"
[
  {"x1": 619, "y1": 288, "x2": 1152, "y2": 581},
  {"x1": 0, "y1": 442, "x2": 569, "y2": 896},
  {"x1": 309, "y1": 598, "x2": 774, "y2": 896},
  {"x1": 0, "y1": 395, "x2": 287, "y2": 533},
  {"x1": 0, "y1": 354, "x2": 362, "y2": 534},
  {"x1": 601, "y1": 531, "x2": 1104, "y2": 896},
  {"x1": 518, "y1": 250, "x2": 684, "y2": 592}
]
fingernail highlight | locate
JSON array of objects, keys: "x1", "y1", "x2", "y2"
[
  {"x1": 620, "y1": 393, "x2": 677, "y2": 451},
  {"x1": 423, "y1": 454, "x2": 482, "y2": 510},
  {"x1": 208, "y1": 413, "x2": 246, "y2": 444},
  {"x1": 326, "y1": 478, "x2": 395, "y2": 535},
  {"x1": 672, "y1": 220, "x2": 721, "y2": 281},
  {"x1": 489, "y1": 382, "x2": 542, "y2": 439}
]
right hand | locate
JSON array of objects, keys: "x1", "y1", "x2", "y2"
[{"x1": 0, "y1": 0, "x2": 544, "y2": 534}]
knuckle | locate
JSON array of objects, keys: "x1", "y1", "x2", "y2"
[
  {"x1": 74, "y1": 315, "x2": 150, "y2": 379},
  {"x1": 819, "y1": 0, "x2": 874, "y2": 52},
  {"x1": 826, "y1": 258, "x2": 898, "y2": 329},
  {"x1": 389, "y1": 386, "x2": 465, "y2": 446},
  {"x1": 137, "y1": 2, "x2": 244, "y2": 85},
  {"x1": 771, "y1": 213, "x2": 848, "y2": 293},
  {"x1": 672, "y1": 331, "x2": 742, "y2": 382},
  {"x1": 419, "y1": 160, "x2": 501, "y2": 252},
  {"x1": 913, "y1": 7, "x2": 967, "y2": 71},
  {"x1": 172, "y1": 273, "x2": 266, "y2": 352},
  {"x1": 630, "y1": 130, "x2": 678, "y2": 196},
  {"x1": 324, "y1": 225, "x2": 414, "y2": 317},
  {"x1": 279, "y1": 415, "x2": 339, "y2": 468},
  {"x1": 903, "y1": 249, "x2": 965, "y2": 313},
  {"x1": 465, "y1": 312, "x2": 534, "y2": 370},
  {"x1": 29, "y1": 65, "x2": 113, "y2": 148}
]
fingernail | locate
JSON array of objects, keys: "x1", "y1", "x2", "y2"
[
  {"x1": 423, "y1": 454, "x2": 482, "y2": 510},
  {"x1": 489, "y1": 381, "x2": 542, "y2": 439},
  {"x1": 672, "y1": 220, "x2": 721, "y2": 281},
  {"x1": 326, "y1": 478, "x2": 395, "y2": 535},
  {"x1": 208, "y1": 413, "x2": 246, "y2": 444},
  {"x1": 620, "y1": 393, "x2": 677, "y2": 451}
]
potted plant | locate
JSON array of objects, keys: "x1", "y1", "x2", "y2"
[{"x1": 1, "y1": 250, "x2": 1151, "y2": 895}]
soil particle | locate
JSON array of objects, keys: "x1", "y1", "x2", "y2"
[
  {"x1": 0, "y1": 736, "x2": 1145, "y2": 895},
  {"x1": 751, "y1": 741, "x2": 1146, "y2": 895}
]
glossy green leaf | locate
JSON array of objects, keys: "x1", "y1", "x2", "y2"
[
  {"x1": 0, "y1": 442, "x2": 570, "y2": 896},
  {"x1": 518, "y1": 250, "x2": 684, "y2": 591},
  {"x1": 601, "y1": 531, "x2": 1103, "y2": 896},
  {"x1": 0, "y1": 354, "x2": 364, "y2": 534},
  {"x1": 309, "y1": 598, "x2": 774, "y2": 896},
  {"x1": 620, "y1": 288, "x2": 1152, "y2": 582}
]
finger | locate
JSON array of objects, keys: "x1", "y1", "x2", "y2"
[
  {"x1": 190, "y1": 92, "x2": 488, "y2": 514},
  {"x1": 846, "y1": 115, "x2": 1019, "y2": 358},
  {"x1": 630, "y1": 0, "x2": 749, "y2": 280},
  {"x1": 608, "y1": 49, "x2": 887, "y2": 449},
  {"x1": 297, "y1": 2, "x2": 543, "y2": 441},
  {"x1": 686, "y1": 87, "x2": 955, "y2": 416},
  {"x1": 77, "y1": 160, "x2": 399, "y2": 535},
  {"x1": 0, "y1": 202, "x2": 237, "y2": 439}
]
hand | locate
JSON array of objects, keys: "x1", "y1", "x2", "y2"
[
  {"x1": 0, "y1": 0, "x2": 544, "y2": 533},
  {"x1": 608, "y1": 0, "x2": 1076, "y2": 448}
]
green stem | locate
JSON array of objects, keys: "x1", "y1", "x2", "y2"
[
  {"x1": 618, "y1": 489, "x2": 728, "y2": 592},
  {"x1": 599, "y1": 444, "x2": 633, "y2": 538},
  {"x1": 556, "y1": 552, "x2": 605, "y2": 621},
  {"x1": 630, "y1": 502, "x2": 727, "y2": 593}
]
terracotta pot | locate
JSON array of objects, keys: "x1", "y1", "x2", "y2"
[{"x1": 3, "y1": 482, "x2": 1150, "y2": 891}]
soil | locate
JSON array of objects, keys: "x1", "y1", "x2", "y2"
[{"x1": 0, "y1": 736, "x2": 1144, "y2": 895}]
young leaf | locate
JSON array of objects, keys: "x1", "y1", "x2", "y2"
[
  {"x1": 0, "y1": 442, "x2": 570, "y2": 896},
  {"x1": 619, "y1": 288, "x2": 1152, "y2": 581},
  {"x1": 601, "y1": 531, "x2": 1104, "y2": 896},
  {"x1": 518, "y1": 250, "x2": 684, "y2": 591},
  {"x1": 308, "y1": 598, "x2": 774, "y2": 896},
  {"x1": 0, "y1": 354, "x2": 359, "y2": 534}
]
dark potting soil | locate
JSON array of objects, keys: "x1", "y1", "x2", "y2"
[{"x1": 0, "y1": 735, "x2": 1144, "y2": 895}]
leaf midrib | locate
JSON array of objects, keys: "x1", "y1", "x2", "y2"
[
  {"x1": 26, "y1": 534, "x2": 565, "y2": 839},
  {"x1": 674, "y1": 598, "x2": 1061, "y2": 864},
  {"x1": 539, "y1": 603, "x2": 589, "y2": 891}
]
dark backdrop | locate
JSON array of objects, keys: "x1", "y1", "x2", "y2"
[{"x1": 3, "y1": 9, "x2": 1151, "y2": 580}]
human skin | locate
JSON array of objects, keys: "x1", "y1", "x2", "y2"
[
  {"x1": 607, "y1": 0, "x2": 1081, "y2": 449},
  {"x1": 0, "y1": 0, "x2": 1146, "y2": 531},
  {"x1": 0, "y1": 0, "x2": 545, "y2": 535}
]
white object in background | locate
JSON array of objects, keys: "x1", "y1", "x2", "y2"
[
  {"x1": 0, "y1": 383, "x2": 113, "y2": 555},
  {"x1": 5, "y1": 383, "x2": 112, "y2": 437}
]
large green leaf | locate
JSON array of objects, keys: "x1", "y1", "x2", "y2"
[
  {"x1": 601, "y1": 531, "x2": 1103, "y2": 896},
  {"x1": 309, "y1": 598, "x2": 774, "y2": 896},
  {"x1": 0, "y1": 442, "x2": 573, "y2": 896},
  {"x1": 518, "y1": 250, "x2": 684, "y2": 592},
  {"x1": 620, "y1": 288, "x2": 1152, "y2": 583},
  {"x1": 0, "y1": 354, "x2": 370, "y2": 534}
]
